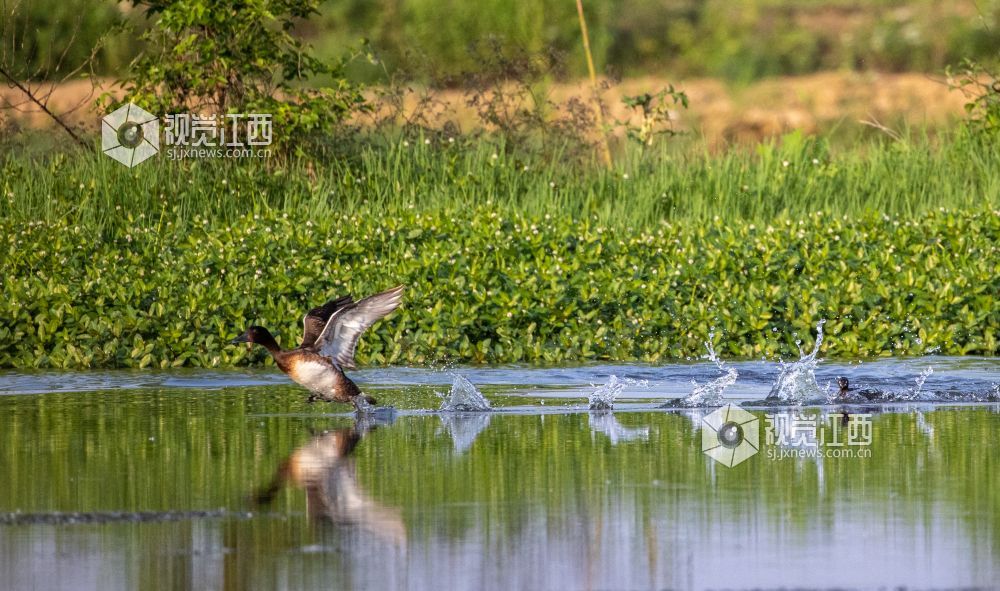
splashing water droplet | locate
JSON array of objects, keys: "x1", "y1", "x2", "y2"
[
  {"x1": 678, "y1": 337, "x2": 738, "y2": 407},
  {"x1": 588, "y1": 375, "x2": 648, "y2": 410},
  {"x1": 905, "y1": 366, "x2": 935, "y2": 401},
  {"x1": 439, "y1": 374, "x2": 491, "y2": 411},
  {"x1": 589, "y1": 375, "x2": 623, "y2": 410},
  {"x1": 766, "y1": 320, "x2": 826, "y2": 403}
]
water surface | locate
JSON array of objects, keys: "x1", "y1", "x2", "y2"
[{"x1": 0, "y1": 359, "x2": 998, "y2": 590}]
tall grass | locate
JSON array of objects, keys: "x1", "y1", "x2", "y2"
[{"x1": 2, "y1": 129, "x2": 998, "y2": 233}]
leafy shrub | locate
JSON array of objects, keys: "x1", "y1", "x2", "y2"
[
  {"x1": 109, "y1": 0, "x2": 367, "y2": 154},
  {"x1": 618, "y1": 86, "x2": 688, "y2": 149},
  {"x1": 950, "y1": 58, "x2": 1000, "y2": 134}
]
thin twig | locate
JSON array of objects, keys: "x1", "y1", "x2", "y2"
[
  {"x1": 0, "y1": 66, "x2": 89, "y2": 148},
  {"x1": 859, "y1": 114, "x2": 902, "y2": 141}
]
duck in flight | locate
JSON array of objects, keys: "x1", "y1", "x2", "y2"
[{"x1": 231, "y1": 285, "x2": 404, "y2": 410}]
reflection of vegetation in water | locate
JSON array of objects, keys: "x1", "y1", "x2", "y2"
[{"x1": 2, "y1": 388, "x2": 999, "y2": 576}]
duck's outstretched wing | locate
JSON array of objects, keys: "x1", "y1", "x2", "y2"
[
  {"x1": 314, "y1": 285, "x2": 405, "y2": 369},
  {"x1": 300, "y1": 295, "x2": 354, "y2": 349}
]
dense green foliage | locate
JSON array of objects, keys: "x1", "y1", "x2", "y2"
[
  {"x1": 108, "y1": 0, "x2": 366, "y2": 154},
  {"x1": 5, "y1": 0, "x2": 1000, "y2": 82},
  {"x1": 2, "y1": 133, "x2": 998, "y2": 368}
]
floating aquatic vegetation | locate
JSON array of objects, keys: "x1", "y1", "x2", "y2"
[{"x1": 3, "y1": 193, "x2": 998, "y2": 369}]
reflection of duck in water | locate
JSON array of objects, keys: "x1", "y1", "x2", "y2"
[
  {"x1": 254, "y1": 421, "x2": 406, "y2": 546},
  {"x1": 837, "y1": 377, "x2": 883, "y2": 402}
]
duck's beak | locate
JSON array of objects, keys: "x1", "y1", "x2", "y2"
[{"x1": 230, "y1": 332, "x2": 250, "y2": 345}]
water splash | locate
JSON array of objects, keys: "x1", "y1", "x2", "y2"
[
  {"x1": 354, "y1": 395, "x2": 377, "y2": 413},
  {"x1": 905, "y1": 366, "x2": 935, "y2": 401},
  {"x1": 438, "y1": 374, "x2": 491, "y2": 412},
  {"x1": 766, "y1": 320, "x2": 826, "y2": 404},
  {"x1": 588, "y1": 375, "x2": 648, "y2": 410},
  {"x1": 678, "y1": 338, "x2": 738, "y2": 407},
  {"x1": 588, "y1": 411, "x2": 649, "y2": 444}
]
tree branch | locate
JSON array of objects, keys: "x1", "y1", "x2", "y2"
[{"x1": 0, "y1": 66, "x2": 89, "y2": 148}]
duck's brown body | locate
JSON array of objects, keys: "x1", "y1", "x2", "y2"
[
  {"x1": 231, "y1": 285, "x2": 404, "y2": 410},
  {"x1": 277, "y1": 349, "x2": 366, "y2": 404}
]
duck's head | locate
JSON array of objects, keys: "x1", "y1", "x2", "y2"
[
  {"x1": 837, "y1": 376, "x2": 849, "y2": 391},
  {"x1": 231, "y1": 326, "x2": 278, "y2": 351}
]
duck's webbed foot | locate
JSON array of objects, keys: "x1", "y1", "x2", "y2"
[
  {"x1": 352, "y1": 395, "x2": 376, "y2": 414},
  {"x1": 306, "y1": 393, "x2": 321, "y2": 404}
]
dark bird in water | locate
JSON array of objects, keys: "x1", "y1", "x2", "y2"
[
  {"x1": 837, "y1": 376, "x2": 852, "y2": 396},
  {"x1": 231, "y1": 285, "x2": 405, "y2": 410},
  {"x1": 837, "y1": 376, "x2": 882, "y2": 402}
]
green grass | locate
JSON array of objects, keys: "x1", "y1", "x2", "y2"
[
  {"x1": 3, "y1": 129, "x2": 999, "y2": 233},
  {"x1": 1, "y1": 131, "x2": 998, "y2": 368}
]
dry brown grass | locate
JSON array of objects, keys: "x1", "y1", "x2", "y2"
[{"x1": 1, "y1": 71, "x2": 969, "y2": 145}]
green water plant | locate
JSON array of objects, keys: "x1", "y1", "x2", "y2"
[
  {"x1": 1, "y1": 201, "x2": 996, "y2": 369},
  {"x1": 1, "y1": 130, "x2": 998, "y2": 368}
]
